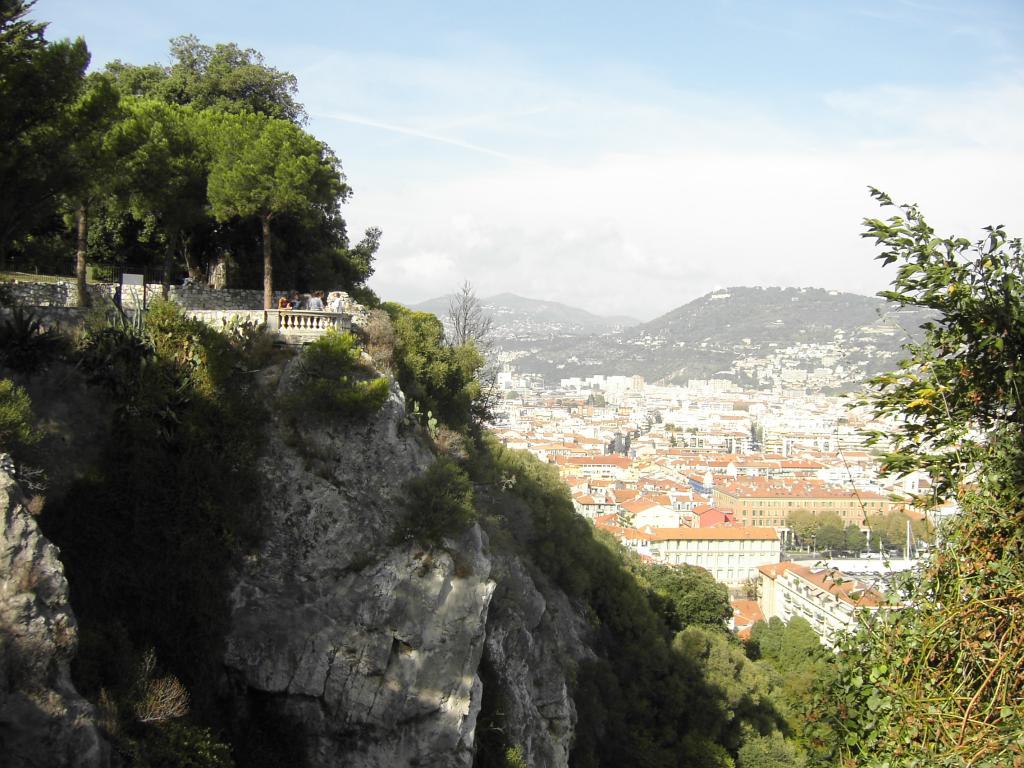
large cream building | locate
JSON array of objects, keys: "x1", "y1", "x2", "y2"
[
  {"x1": 757, "y1": 561, "x2": 885, "y2": 647},
  {"x1": 645, "y1": 527, "x2": 781, "y2": 588}
]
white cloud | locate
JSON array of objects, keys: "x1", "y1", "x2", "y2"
[
  {"x1": 297, "y1": 52, "x2": 1024, "y2": 320},
  {"x1": 363, "y1": 144, "x2": 1023, "y2": 319}
]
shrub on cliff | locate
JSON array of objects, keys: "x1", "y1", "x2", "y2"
[
  {"x1": 403, "y1": 456, "x2": 476, "y2": 542},
  {"x1": 0, "y1": 378, "x2": 38, "y2": 451},
  {"x1": 383, "y1": 302, "x2": 486, "y2": 429},
  {"x1": 281, "y1": 329, "x2": 389, "y2": 418}
]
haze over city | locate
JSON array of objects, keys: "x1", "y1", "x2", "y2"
[{"x1": 35, "y1": 0, "x2": 1024, "y2": 320}]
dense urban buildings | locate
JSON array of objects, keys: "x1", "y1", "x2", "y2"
[{"x1": 489, "y1": 367, "x2": 933, "y2": 643}]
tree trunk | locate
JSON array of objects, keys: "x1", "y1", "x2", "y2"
[
  {"x1": 161, "y1": 229, "x2": 179, "y2": 299},
  {"x1": 75, "y1": 204, "x2": 90, "y2": 308},
  {"x1": 181, "y1": 240, "x2": 201, "y2": 281},
  {"x1": 261, "y1": 212, "x2": 273, "y2": 310}
]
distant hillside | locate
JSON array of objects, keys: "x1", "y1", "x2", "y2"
[
  {"x1": 508, "y1": 286, "x2": 933, "y2": 391},
  {"x1": 410, "y1": 292, "x2": 639, "y2": 339}
]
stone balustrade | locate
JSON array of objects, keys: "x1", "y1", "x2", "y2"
[{"x1": 184, "y1": 308, "x2": 351, "y2": 344}]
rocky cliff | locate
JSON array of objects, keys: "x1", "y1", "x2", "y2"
[
  {"x1": 222, "y1": 375, "x2": 588, "y2": 767},
  {"x1": 0, "y1": 358, "x2": 591, "y2": 766},
  {"x1": 0, "y1": 465, "x2": 109, "y2": 768}
]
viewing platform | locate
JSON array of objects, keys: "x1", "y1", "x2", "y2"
[{"x1": 185, "y1": 308, "x2": 351, "y2": 344}]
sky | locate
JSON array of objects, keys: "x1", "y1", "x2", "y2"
[{"x1": 35, "y1": 0, "x2": 1024, "y2": 320}]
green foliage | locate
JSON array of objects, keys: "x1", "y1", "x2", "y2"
[
  {"x1": 819, "y1": 194, "x2": 1024, "y2": 768},
  {"x1": 673, "y1": 626, "x2": 785, "y2": 753},
  {"x1": 630, "y1": 561, "x2": 732, "y2": 632},
  {"x1": 42, "y1": 300, "x2": 265, "y2": 727},
  {"x1": 5, "y1": 14, "x2": 377, "y2": 300},
  {"x1": 860, "y1": 187, "x2": 1024, "y2": 501},
  {"x1": 282, "y1": 330, "x2": 389, "y2": 418},
  {"x1": 863, "y1": 510, "x2": 932, "y2": 551},
  {"x1": 403, "y1": 456, "x2": 476, "y2": 542},
  {"x1": 219, "y1": 316, "x2": 276, "y2": 369},
  {"x1": 785, "y1": 509, "x2": 843, "y2": 547},
  {"x1": 503, "y1": 746, "x2": 528, "y2": 768},
  {"x1": 384, "y1": 302, "x2": 486, "y2": 429},
  {"x1": 204, "y1": 111, "x2": 347, "y2": 225},
  {"x1": 126, "y1": 720, "x2": 235, "y2": 768},
  {"x1": 201, "y1": 109, "x2": 349, "y2": 305},
  {"x1": 0, "y1": 0, "x2": 90, "y2": 253},
  {"x1": 0, "y1": 306, "x2": 65, "y2": 372},
  {"x1": 736, "y1": 732, "x2": 807, "y2": 768},
  {"x1": 0, "y1": 377, "x2": 38, "y2": 448},
  {"x1": 745, "y1": 618, "x2": 836, "y2": 763},
  {"x1": 107, "y1": 96, "x2": 208, "y2": 287},
  {"x1": 107, "y1": 34, "x2": 305, "y2": 123}
]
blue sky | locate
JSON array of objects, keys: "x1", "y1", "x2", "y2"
[{"x1": 36, "y1": 0, "x2": 1024, "y2": 319}]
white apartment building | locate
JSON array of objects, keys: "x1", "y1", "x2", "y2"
[
  {"x1": 757, "y1": 562, "x2": 884, "y2": 647},
  {"x1": 645, "y1": 527, "x2": 781, "y2": 587}
]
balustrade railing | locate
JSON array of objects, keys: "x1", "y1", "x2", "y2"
[
  {"x1": 273, "y1": 310, "x2": 344, "y2": 333},
  {"x1": 185, "y1": 309, "x2": 350, "y2": 343}
]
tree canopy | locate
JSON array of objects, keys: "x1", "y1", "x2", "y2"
[
  {"x1": 0, "y1": 0, "x2": 89, "y2": 256},
  {"x1": 106, "y1": 34, "x2": 305, "y2": 122},
  {"x1": 2, "y1": 14, "x2": 378, "y2": 302},
  {"x1": 204, "y1": 110, "x2": 348, "y2": 307}
]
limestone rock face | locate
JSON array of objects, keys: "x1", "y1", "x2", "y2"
[
  {"x1": 482, "y1": 552, "x2": 591, "y2": 767},
  {"x1": 224, "y1": 384, "x2": 496, "y2": 767},
  {"x1": 0, "y1": 467, "x2": 109, "y2": 768}
]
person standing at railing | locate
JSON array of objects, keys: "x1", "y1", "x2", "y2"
[
  {"x1": 307, "y1": 290, "x2": 324, "y2": 311},
  {"x1": 277, "y1": 294, "x2": 291, "y2": 310},
  {"x1": 326, "y1": 291, "x2": 344, "y2": 314},
  {"x1": 289, "y1": 290, "x2": 302, "y2": 309}
]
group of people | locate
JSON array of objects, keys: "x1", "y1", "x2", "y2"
[{"x1": 277, "y1": 290, "x2": 345, "y2": 313}]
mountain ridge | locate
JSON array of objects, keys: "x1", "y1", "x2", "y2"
[
  {"x1": 409, "y1": 292, "x2": 640, "y2": 338},
  {"x1": 500, "y1": 286, "x2": 933, "y2": 390}
]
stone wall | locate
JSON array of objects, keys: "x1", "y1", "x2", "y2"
[
  {"x1": 0, "y1": 280, "x2": 108, "y2": 308},
  {"x1": 0, "y1": 279, "x2": 266, "y2": 311}
]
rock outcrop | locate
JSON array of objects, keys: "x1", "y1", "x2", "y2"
[
  {"x1": 481, "y1": 551, "x2": 590, "y2": 766},
  {"x1": 224, "y1": 382, "x2": 497, "y2": 767},
  {"x1": 0, "y1": 466, "x2": 109, "y2": 768}
]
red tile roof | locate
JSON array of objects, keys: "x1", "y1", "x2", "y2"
[{"x1": 646, "y1": 526, "x2": 779, "y2": 542}]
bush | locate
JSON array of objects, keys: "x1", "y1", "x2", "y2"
[
  {"x1": 127, "y1": 720, "x2": 235, "y2": 768},
  {"x1": 0, "y1": 378, "x2": 38, "y2": 449},
  {"x1": 363, "y1": 308, "x2": 395, "y2": 374},
  {"x1": 282, "y1": 330, "x2": 389, "y2": 418},
  {"x1": 632, "y1": 561, "x2": 732, "y2": 632},
  {"x1": 220, "y1": 316, "x2": 276, "y2": 369},
  {"x1": 403, "y1": 457, "x2": 475, "y2": 542},
  {"x1": 382, "y1": 302, "x2": 485, "y2": 429}
]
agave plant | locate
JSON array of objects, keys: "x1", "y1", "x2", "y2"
[{"x1": 0, "y1": 306, "x2": 65, "y2": 373}]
